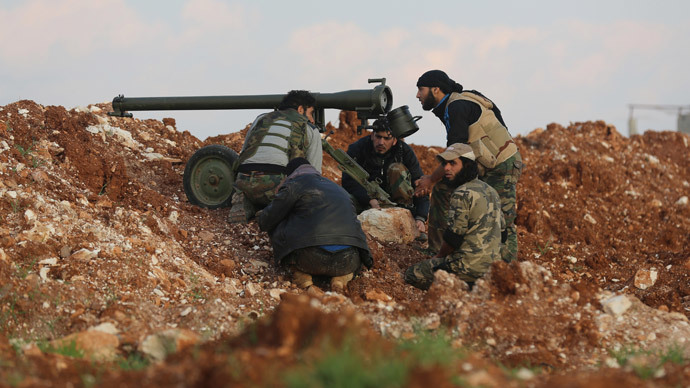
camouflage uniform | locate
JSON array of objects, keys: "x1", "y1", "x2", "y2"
[
  {"x1": 430, "y1": 90, "x2": 522, "y2": 261},
  {"x1": 481, "y1": 154, "x2": 522, "y2": 262},
  {"x1": 387, "y1": 162, "x2": 415, "y2": 206},
  {"x1": 405, "y1": 178, "x2": 504, "y2": 290},
  {"x1": 231, "y1": 109, "x2": 321, "y2": 221},
  {"x1": 427, "y1": 155, "x2": 522, "y2": 261}
]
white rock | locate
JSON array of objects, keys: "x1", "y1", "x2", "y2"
[
  {"x1": 69, "y1": 248, "x2": 100, "y2": 261},
  {"x1": 23, "y1": 209, "x2": 36, "y2": 223},
  {"x1": 676, "y1": 196, "x2": 688, "y2": 206},
  {"x1": 515, "y1": 368, "x2": 535, "y2": 380},
  {"x1": 634, "y1": 268, "x2": 658, "y2": 290},
  {"x1": 246, "y1": 282, "x2": 259, "y2": 296},
  {"x1": 583, "y1": 213, "x2": 597, "y2": 225},
  {"x1": 601, "y1": 294, "x2": 632, "y2": 317},
  {"x1": 39, "y1": 267, "x2": 50, "y2": 281},
  {"x1": 140, "y1": 329, "x2": 200, "y2": 361},
  {"x1": 357, "y1": 207, "x2": 418, "y2": 244},
  {"x1": 39, "y1": 257, "x2": 58, "y2": 266},
  {"x1": 180, "y1": 307, "x2": 193, "y2": 317},
  {"x1": 88, "y1": 322, "x2": 119, "y2": 335},
  {"x1": 269, "y1": 288, "x2": 286, "y2": 300}
]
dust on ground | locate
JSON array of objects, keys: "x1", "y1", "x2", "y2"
[{"x1": 0, "y1": 101, "x2": 688, "y2": 387}]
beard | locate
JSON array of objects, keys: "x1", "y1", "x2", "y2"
[
  {"x1": 441, "y1": 159, "x2": 479, "y2": 188},
  {"x1": 421, "y1": 93, "x2": 437, "y2": 111}
]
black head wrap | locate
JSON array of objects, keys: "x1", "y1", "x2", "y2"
[
  {"x1": 285, "y1": 157, "x2": 310, "y2": 176},
  {"x1": 416, "y1": 70, "x2": 463, "y2": 94}
]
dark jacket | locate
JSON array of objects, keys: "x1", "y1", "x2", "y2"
[
  {"x1": 342, "y1": 136, "x2": 429, "y2": 221},
  {"x1": 257, "y1": 165, "x2": 372, "y2": 268}
]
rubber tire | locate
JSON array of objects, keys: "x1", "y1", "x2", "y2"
[{"x1": 183, "y1": 144, "x2": 238, "y2": 208}]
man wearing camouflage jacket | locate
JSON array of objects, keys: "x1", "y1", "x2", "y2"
[{"x1": 405, "y1": 143, "x2": 504, "y2": 290}]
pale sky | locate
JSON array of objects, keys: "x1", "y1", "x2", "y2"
[{"x1": 1, "y1": 0, "x2": 689, "y2": 146}]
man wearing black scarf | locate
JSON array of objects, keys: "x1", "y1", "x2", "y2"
[{"x1": 414, "y1": 70, "x2": 522, "y2": 262}]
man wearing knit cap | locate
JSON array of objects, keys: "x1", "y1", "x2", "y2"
[
  {"x1": 405, "y1": 143, "x2": 504, "y2": 290},
  {"x1": 414, "y1": 70, "x2": 522, "y2": 262}
]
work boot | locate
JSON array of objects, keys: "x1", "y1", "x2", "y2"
[
  {"x1": 227, "y1": 193, "x2": 248, "y2": 224},
  {"x1": 292, "y1": 270, "x2": 313, "y2": 289},
  {"x1": 330, "y1": 272, "x2": 354, "y2": 293}
]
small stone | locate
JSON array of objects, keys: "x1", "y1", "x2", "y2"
[
  {"x1": 675, "y1": 196, "x2": 688, "y2": 206},
  {"x1": 515, "y1": 367, "x2": 535, "y2": 380},
  {"x1": 634, "y1": 268, "x2": 658, "y2": 290},
  {"x1": 198, "y1": 231, "x2": 214, "y2": 242},
  {"x1": 220, "y1": 259, "x2": 236, "y2": 276},
  {"x1": 486, "y1": 338, "x2": 496, "y2": 346},
  {"x1": 365, "y1": 290, "x2": 392, "y2": 302},
  {"x1": 269, "y1": 288, "x2": 285, "y2": 300},
  {"x1": 88, "y1": 322, "x2": 120, "y2": 335},
  {"x1": 180, "y1": 307, "x2": 192, "y2": 317},
  {"x1": 246, "y1": 282, "x2": 259, "y2": 296},
  {"x1": 59, "y1": 245, "x2": 72, "y2": 258},
  {"x1": 24, "y1": 209, "x2": 36, "y2": 223},
  {"x1": 140, "y1": 329, "x2": 200, "y2": 361},
  {"x1": 583, "y1": 213, "x2": 597, "y2": 224},
  {"x1": 70, "y1": 248, "x2": 99, "y2": 261}
]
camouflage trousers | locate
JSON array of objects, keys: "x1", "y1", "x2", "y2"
[
  {"x1": 427, "y1": 153, "x2": 522, "y2": 262},
  {"x1": 387, "y1": 162, "x2": 414, "y2": 206},
  {"x1": 230, "y1": 171, "x2": 284, "y2": 222},
  {"x1": 404, "y1": 255, "x2": 479, "y2": 290},
  {"x1": 285, "y1": 246, "x2": 361, "y2": 277},
  {"x1": 482, "y1": 153, "x2": 522, "y2": 262}
]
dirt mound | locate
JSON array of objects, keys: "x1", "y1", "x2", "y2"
[{"x1": 1, "y1": 101, "x2": 688, "y2": 386}]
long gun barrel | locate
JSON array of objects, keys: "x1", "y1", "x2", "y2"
[{"x1": 109, "y1": 78, "x2": 393, "y2": 133}]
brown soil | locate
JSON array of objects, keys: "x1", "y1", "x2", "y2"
[{"x1": 0, "y1": 101, "x2": 688, "y2": 387}]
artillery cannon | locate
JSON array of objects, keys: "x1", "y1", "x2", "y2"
[{"x1": 108, "y1": 78, "x2": 420, "y2": 208}]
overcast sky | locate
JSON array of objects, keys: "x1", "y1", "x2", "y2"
[{"x1": 2, "y1": 0, "x2": 689, "y2": 146}]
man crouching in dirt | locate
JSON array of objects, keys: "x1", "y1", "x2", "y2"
[
  {"x1": 257, "y1": 157, "x2": 372, "y2": 292},
  {"x1": 405, "y1": 143, "x2": 504, "y2": 290}
]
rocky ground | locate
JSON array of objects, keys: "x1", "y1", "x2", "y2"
[{"x1": 0, "y1": 100, "x2": 689, "y2": 387}]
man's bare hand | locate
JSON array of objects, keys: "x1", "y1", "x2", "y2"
[
  {"x1": 369, "y1": 199, "x2": 381, "y2": 209},
  {"x1": 415, "y1": 220, "x2": 426, "y2": 233},
  {"x1": 414, "y1": 175, "x2": 433, "y2": 196}
]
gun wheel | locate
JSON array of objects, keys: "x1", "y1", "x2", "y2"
[{"x1": 183, "y1": 144, "x2": 238, "y2": 209}]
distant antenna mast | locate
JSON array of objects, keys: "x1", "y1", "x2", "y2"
[{"x1": 628, "y1": 104, "x2": 690, "y2": 135}]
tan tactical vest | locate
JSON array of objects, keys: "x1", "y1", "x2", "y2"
[{"x1": 445, "y1": 92, "x2": 518, "y2": 168}]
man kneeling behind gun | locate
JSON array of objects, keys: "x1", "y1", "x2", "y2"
[{"x1": 257, "y1": 157, "x2": 372, "y2": 292}]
